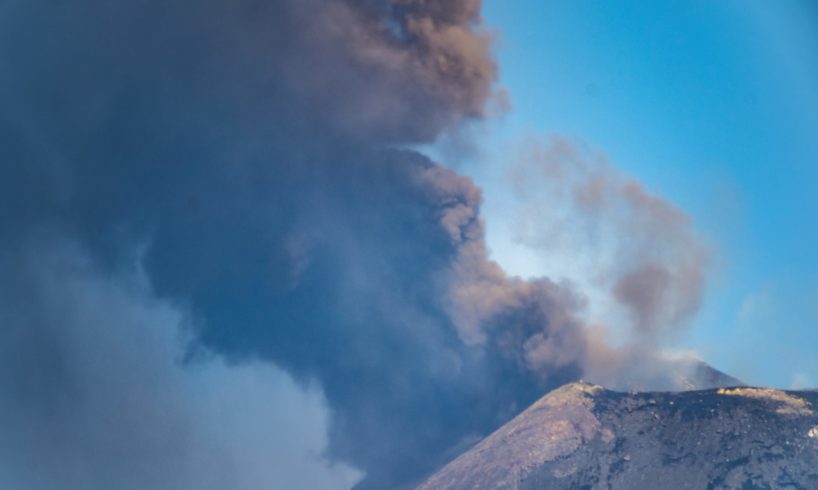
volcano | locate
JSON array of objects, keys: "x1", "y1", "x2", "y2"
[{"x1": 418, "y1": 381, "x2": 818, "y2": 489}]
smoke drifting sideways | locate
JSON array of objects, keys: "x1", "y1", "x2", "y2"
[
  {"x1": 0, "y1": 1, "x2": 711, "y2": 489},
  {"x1": 507, "y1": 137, "x2": 713, "y2": 390}
]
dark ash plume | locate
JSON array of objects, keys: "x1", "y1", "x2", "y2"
[
  {"x1": 0, "y1": 1, "x2": 585, "y2": 489},
  {"x1": 0, "y1": 1, "x2": 714, "y2": 489}
]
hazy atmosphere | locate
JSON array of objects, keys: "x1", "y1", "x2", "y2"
[{"x1": 1, "y1": 1, "x2": 816, "y2": 489}]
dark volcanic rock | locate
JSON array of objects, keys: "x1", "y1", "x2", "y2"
[{"x1": 418, "y1": 383, "x2": 818, "y2": 489}]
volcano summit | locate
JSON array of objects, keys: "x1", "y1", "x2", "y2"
[{"x1": 419, "y1": 381, "x2": 818, "y2": 489}]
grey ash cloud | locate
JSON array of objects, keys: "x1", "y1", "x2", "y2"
[
  {"x1": 0, "y1": 236, "x2": 362, "y2": 490},
  {"x1": 0, "y1": 1, "x2": 713, "y2": 489}
]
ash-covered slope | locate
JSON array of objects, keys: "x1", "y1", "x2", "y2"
[{"x1": 418, "y1": 383, "x2": 818, "y2": 489}]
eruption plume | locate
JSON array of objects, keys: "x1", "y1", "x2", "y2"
[{"x1": 0, "y1": 1, "x2": 713, "y2": 488}]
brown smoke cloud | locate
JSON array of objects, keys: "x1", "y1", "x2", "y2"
[
  {"x1": 0, "y1": 1, "x2": 723, "y2": 489},
  {"x1": 279, "y1": 0, "x2": 499, "y2": 143},
  {"x1": 509, "y1": 136, "x2": 710, "y2": 340},
  {"x1": 500, "y1": 135, "x2": 715, "y2": 390}
]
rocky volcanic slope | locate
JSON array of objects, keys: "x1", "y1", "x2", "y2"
[{"x1": 418, "y1": 383, "x2": 818, "y2": 489}]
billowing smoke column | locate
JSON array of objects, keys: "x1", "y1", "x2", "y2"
[{"x1": 0, "y1": 1, "x2": 709, "y2": 489}]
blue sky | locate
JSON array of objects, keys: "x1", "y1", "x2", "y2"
[{"x1": 474, "y1": 0, "x2": 818, "y2": 388}]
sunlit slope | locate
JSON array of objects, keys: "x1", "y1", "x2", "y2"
[{"x1": 419, "y1": 382, "x2": 818, "y2": 489}]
